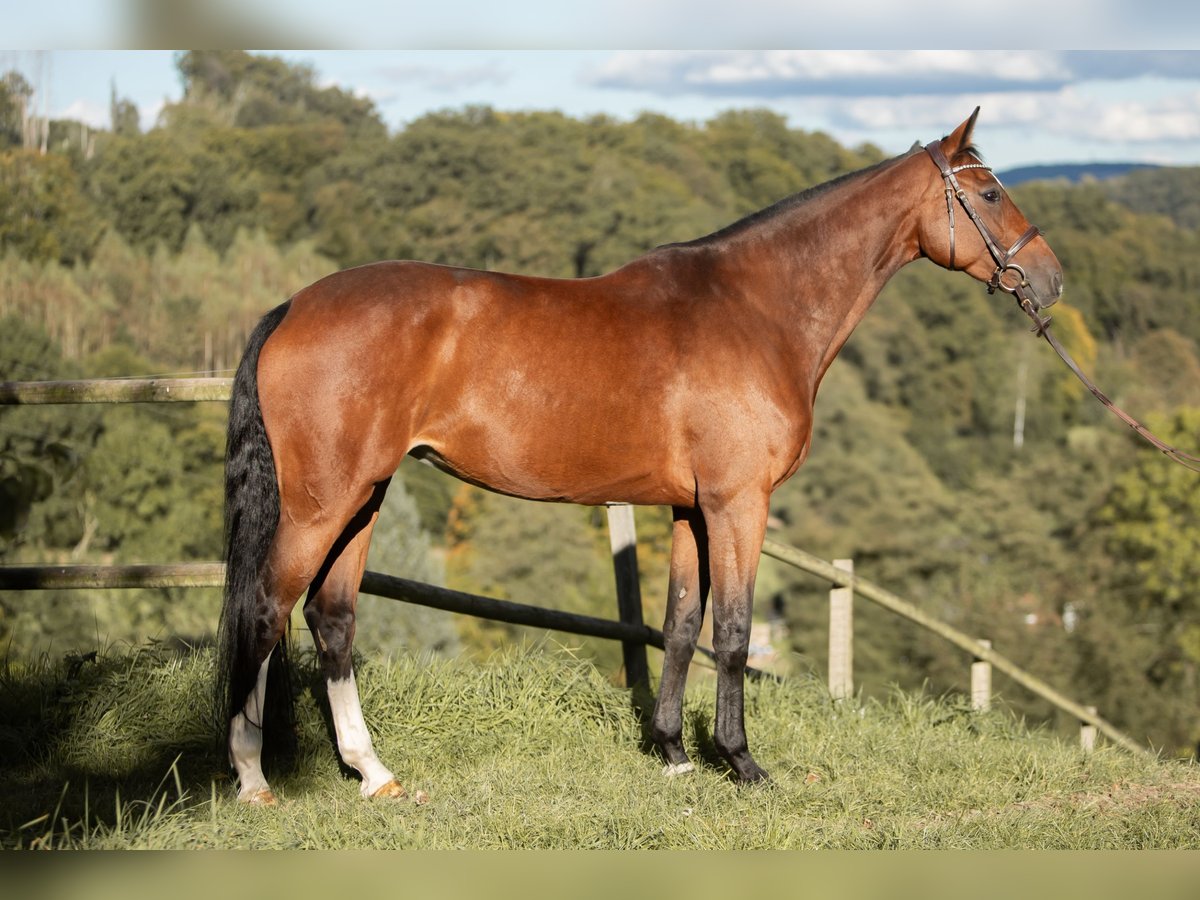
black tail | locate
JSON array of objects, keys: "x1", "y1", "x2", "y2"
[{"x1": 215, "y1": 300, "x2": 294, "y2": 762}]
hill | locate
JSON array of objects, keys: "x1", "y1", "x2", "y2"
[
  {"x1": 2, "y1": 645, "x2": 1198, "y2": 849},
  {"x1": 997, "y1": 162, "x2": 1160, "y2": 185},
  {"x1": 1102, "y1": 166, "x2": 1200, "y2": 230}
]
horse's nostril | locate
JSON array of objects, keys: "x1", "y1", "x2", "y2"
[{"x1": 1052, "y1": 272, "x2": 1063, "y2": 296}]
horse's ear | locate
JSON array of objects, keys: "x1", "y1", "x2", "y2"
[
  {"x1": 943, "y1": 107, "x2": 981, "y2": 154},
  {"x1": 909, "y1": 140, "x2": 922, "y2": 153}
]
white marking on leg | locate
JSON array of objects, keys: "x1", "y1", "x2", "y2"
[
  {"x1": 663, "y1": 761, "x2": 695, "y2": 777},
  {"x1": 678, "y1": 587, "x2": 687, "y2": 599},
  {"x1": 327, "y1": 672, "x2": 397, "y2": 797},
  {"x1": 230, "y1": 650, "x2": 273, "y2": 802}
]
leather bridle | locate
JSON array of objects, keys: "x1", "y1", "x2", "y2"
[
  {"x1": 925, "y1": 140, "x2": 1200, "y2": 472},
  {"x1": 925, "y1": 141, "x2": 1044, "y2": 306}
]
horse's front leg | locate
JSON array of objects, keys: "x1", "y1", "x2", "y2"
[
  {"x1": 650, "y1": 506, "x2": 711, "y2": 775},
  {"x1": 703, "y1": 487, "x2": 771, "y2": 783}
]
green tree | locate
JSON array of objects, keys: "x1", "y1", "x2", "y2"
[
  {"x1": 357, "y1": 476, "x2": 459, "y2": 658},
  {"x1": 0, "y1": 150, "x2": 103, "y2": 264},
  {"x1": 0, "y1": 71, "x2": 33, "y2": 149},
  {"x1": 0, "y1": 316, "x2": 96, "y2": 553},
  {"x1": 444, "y1": 484, "x2": 620, "y2": 665},
  {"x1": 109, "y1": 82, "x2": 140, "y2": 136},
  {"x1": 1081, "y1": 409, "x2": 1200, "y2": 754}
]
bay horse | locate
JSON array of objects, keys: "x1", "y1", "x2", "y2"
[{"x1": 217, "y1": 109, "x2": 1063, "y2": 803}]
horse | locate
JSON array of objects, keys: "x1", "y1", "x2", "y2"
[{"x1": 216, "y1": 108, "x2": 1063, "y2": 803}]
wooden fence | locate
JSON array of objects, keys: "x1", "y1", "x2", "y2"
[{"x1": 0, "y1": 377, "x2": 1145, "y2": 756}]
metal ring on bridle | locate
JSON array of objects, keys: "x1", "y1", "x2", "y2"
[{"x1": 988, "y1": 262, "x2": 1030, "y2": 296}]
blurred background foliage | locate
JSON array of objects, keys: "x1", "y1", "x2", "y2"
[{"x1": 3, "y1": 51, "x2": 1200, "y2": 757}]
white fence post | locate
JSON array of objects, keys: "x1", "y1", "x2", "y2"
[
  {"x1": 1081, "y1": 705, "x2": 1098, "y2": 753},
  {"x1": 606, "y1": 503, "x2": 649, "y2": 688},
  {"x1": 828, "y1": 558, "x2": 854, "y2": 700},
  {"x1": 971, "y1": 639, "x2": 993, "y2": 711}
]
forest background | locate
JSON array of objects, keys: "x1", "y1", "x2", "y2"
[{"x1": 3, "y1": 51, "x2": 1200, "y2": 758}]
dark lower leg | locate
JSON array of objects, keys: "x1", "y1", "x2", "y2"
[
  {"x1": 651, "y1": 507, "x2": 709, "y2": 771},
  {"x1": 713, "y1": 626, "x2": 768, "y2": 783},
  {"x1": 706, "y1": 491, "x2": 770, "y2": 783}
]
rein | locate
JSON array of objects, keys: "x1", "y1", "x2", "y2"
[
  {"x1": 925, "y1": 141, "x2": 1200, "y2": 473},
  {"x1": 1014, "y1": 297, "x2": 1200, "y2": 473}
]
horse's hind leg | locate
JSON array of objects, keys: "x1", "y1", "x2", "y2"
[
  {"x1": 303, "y1": 480, "x2": 406, "y2": 800},
  {"x1": 650, "y1": 506, "x2": 710, "y2": 776},
  {"x1": 229, "y1": 517, "x2": 347, "y2": 804}
]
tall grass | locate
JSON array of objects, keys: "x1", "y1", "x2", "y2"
[{"x1": 2, "y1": 643, "x2": 1198, "y2": 848}]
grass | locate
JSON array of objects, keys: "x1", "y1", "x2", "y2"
[{"x1": 1, "y1": 642, "x2": 1198, "y2": 849}]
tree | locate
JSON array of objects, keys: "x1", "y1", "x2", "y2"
[
  {"x1": 357, "y1": 476, "x2": 459, "y2": 658},
  {"x1": 109, "y1": 81, "x2": 140, "y2": 137},
  {"x1": 0, "y1": 71, "x2": 33, "y2": 149},
  {"x1": 0, "y1": 150, "x2": 103, "y2": 264},
  {"x1": 0, "y1": 316, "x2": 94, "y2": 552},
  {"x1": 1080, "y1": 409, "x2": 1200, "y2": 754},
  {"x1": 174, "y1": 51, "x2": 384, "y2": 136},
  {"x1": 444, "y1": 484, "x2": 621, "y2": 665}
]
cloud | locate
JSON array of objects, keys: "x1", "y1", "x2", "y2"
[
  {"x1": 588, "y1": 51, "x2": 1077, "y2": 98},
  {"x1": 57, "y1": 97, "x2": 108, "y2": 129},
  {"x1": 587, "y1": 50, "x2": 1200, "y2": 101},
  {"x1": 375, "y1": 61, "x2": 511, "y2": 93},
  {"x1": 832, "y1": 88, "x2": 1200, "y2": 145},
  {"x1": 586, "y1": 50, "x2": 1200, "y2": 148},
  {"x1": 1060, "y1": 51, "x2": 1200, "y2": 81},
  {"x1": 1079, "y1": 91, "x2": 1200, "y2": 142}
]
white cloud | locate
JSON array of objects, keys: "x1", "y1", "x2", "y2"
[
  {"x1": 1084, "y1": 91, "x2": 1200, "y2": 142},
  {"x1": 588, "y1": 51, "x2": 1077, "y2": 97},
  {"x1": 140, "y1": 98, "x2": 166, "y2": 131},
  {"x1": 588, "y1": 50, "x2": 1200, "y2": 103},
  {"x1": 834, "y1": 88, "x2": 1200, "y2": 145},
  {"x1": 376, "y1": 61, "x2": 512, "y2": 93},
  {"x1": 57, "y1": 97, "x2": 108, "y2": 129}
]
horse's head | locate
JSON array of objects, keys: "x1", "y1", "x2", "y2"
[{"x1": 917, "y1": 108, "x2": 1063, "y2": 310}]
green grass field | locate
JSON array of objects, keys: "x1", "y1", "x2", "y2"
[{"x1": 2, "y1": 643, "x2": 1198, "y2": 849}]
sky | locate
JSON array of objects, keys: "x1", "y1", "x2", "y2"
[{"x1": 3, "y1": 1, "x2": 1200, "y2": 172}]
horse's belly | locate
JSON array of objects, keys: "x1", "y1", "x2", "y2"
[{"x1": 408, "y1": 435, "x2": 692, "y2": 508}]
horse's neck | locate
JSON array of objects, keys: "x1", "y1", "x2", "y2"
[{"x1": 724, "y1": 155, "x2": 926, "y2": 386}]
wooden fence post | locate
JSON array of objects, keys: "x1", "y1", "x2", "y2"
[
  {"x1": 971, "y1": 639, "x2": 993, "y2": 711},
  {"x1": 828, "y1": 558, "x2": 854, "y2": 700},
  {"x1": 606, "y1": 503, "x2": 649, "y2": 689},
  {"x1": 1081, "y1": 705, "x2": 1098, "y2": 753}
]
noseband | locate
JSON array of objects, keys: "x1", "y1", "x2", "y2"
[{"x1": 924, "y1": 141, "x2": 1043, "y2": 305}]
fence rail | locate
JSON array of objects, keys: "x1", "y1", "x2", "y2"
[
  {"x1": 0, "y1": 377, "x2": 233, "y2": 405},
  {"x1": 0, "y1": 562, "x2": 665, "y2": 649},
  {"x1": 1, "y1": 376, "x2": 1146, "y2": 755},
  {"x1": 759, "y1": 540, "x2": 1146, "y2": 755}
]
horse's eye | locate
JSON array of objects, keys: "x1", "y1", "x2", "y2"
[{"x1": 982, "y1": 189, "x2": 1001, "y2": 203}]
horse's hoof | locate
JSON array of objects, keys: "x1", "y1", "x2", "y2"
[
  {"x1": 244, "y1": 788, "x2": 278, "y2": 806},
  {"x1": 662, "y1": 761, "x2": 695, "y2": 777},
  {"x1": 737, "y1": 766, "x2": 771, "y2": 785},
  {"x1": 370, "y1": 779, "x2": 409, "y2": 800}
]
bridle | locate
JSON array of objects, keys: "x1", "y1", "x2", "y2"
[
  {"x1": 924, "y1": 141, "x2": 1044, "y2": 305},
  {"x1": 924, "y1": 140, "x2": 1200, "y2": 473}
]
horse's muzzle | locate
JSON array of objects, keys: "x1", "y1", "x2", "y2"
[{"x1": 1030, "y1": 270, "x2": 1064, "y2": 309}]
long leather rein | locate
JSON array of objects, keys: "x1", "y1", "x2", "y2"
[{"x1": 925, "y1": 142, "x2": 1200, "y2": 473}]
